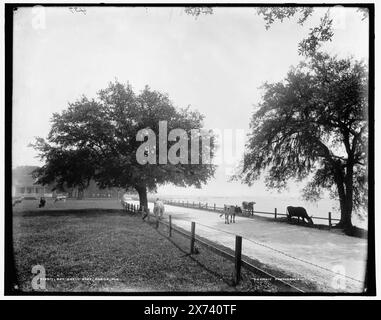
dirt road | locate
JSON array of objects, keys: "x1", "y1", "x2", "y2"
[{"x1": 142, "y1": 201, "x2": 367, "y2": 292}]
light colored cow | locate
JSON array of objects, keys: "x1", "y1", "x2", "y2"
[
  {"x1": 54, "y1": 194, "x2": 67, "y2": 203},
  {"x1": 12, "y1": 197, "x2": 23, "y2": 207},
  {"x1": 220, "y1": 205, "x2": 237, "y2": 224},
  {"x1": 153, "y1": 199, "x2": 165, "y2": 220}
]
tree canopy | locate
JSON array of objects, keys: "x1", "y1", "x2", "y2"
[
  {"x1": 32, "y1": 81, "x2": 216, "y2": 209},
  {"x1": 257, "y1": 7, "x2": 368, "y2": 56},
  {"x1": 238, "y1": 53, "x2": 368, "y2": 232},
  {"x1": 186, "y1": 6, "x2": 368, "y2": 57}
]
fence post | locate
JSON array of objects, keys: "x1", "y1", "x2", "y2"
[
  {"x1": 274, "y1": 208, "x2": 277, "y2": 219},
  {"x1": 169, "y1": 215, "x2": 172, "y2": 237},
  {"x1": 328, "y1": 212, "x2": 332, "y2": 230},
  {"x1": 234, "y1": 236, "x2": 242, "y2": 285},
  {"x1": 199, "y1": 202, "x2": 201, "y2": 208},
  {"x1": 190, "y1": 222, "x2": 196, "y2": 254},
  {"x1": 214, "y1": 203, "x2": 216, "y2": 211}
]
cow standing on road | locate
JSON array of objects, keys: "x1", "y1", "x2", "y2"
[
  {"x1": 153, "y1": 198, "x2": 165, "y2": 220},
  {"x1": 286, "y1": 206, "x2": 314, "y2": 225},
  {"x1": 220, "y1": 205, "x2": 241, "y2": 224}
]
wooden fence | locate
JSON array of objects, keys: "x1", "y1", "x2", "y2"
[
  {"x1": 121, "y1": 202, "x2": 141, "y2": 213},
  {"x1": 122, "y1": 203, "x2": 304, "y2": 293},
  {"x1": 163, "y1": 199, "x2": 340, "y2": 229}
]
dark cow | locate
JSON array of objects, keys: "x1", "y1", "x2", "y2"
[
  {"x1": 286, "y1": 206, "x2": 313, "y2": 225},
  {"x1": 242, "y1": 201, "x2": 255, "y2": 216},
  {"x1": 234, "y1": 205, "x2": 242, "y2": 214},
  {"x1": 38, "y1": 197, "x2": 46, "y2": 208}
]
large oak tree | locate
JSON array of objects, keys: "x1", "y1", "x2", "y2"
[
  {"x1": 32, "y1": 81, "x2": 216, "y2": 210},
  {"x1": 239, "y1": 53, "x2": 368, "y2": 233}
]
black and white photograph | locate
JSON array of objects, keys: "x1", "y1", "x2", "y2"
[{"x1": 3, "y1": 2, "x2": 377, "y2": 300}]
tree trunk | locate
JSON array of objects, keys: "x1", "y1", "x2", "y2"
[
  {"x1": 77, "y1": 187, "x2": 84, "y2": 200},
  {"x1": 334, "y1": 168, "x2": 354, "y2": 233},
  {"x1": 343, "y1": 167, "x2": 354, "y2": 233},
  {"x1": 338, "y1": 196, "x2": 353, "y2": 232},
  {"x1": 135, "y1": 185, "x2": 148, "y2": 211}
]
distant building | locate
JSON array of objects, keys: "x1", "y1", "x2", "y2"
[
  {"x1": 12, "y1": 166, "x2": 54, "y2": 198},
  {"x1": 68, "y1": 180, "x2": 124, "y2": 199},
  {"x1": 12, "y1": 165, "x2": 126, "y2": 199}
]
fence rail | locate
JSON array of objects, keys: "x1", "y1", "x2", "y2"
[
  {"x1": 122, "y1": 202, "x2": 305, "y2": 293},
  {"x1": 163, "y1": 199, "x2": 340, "y2": 228}
]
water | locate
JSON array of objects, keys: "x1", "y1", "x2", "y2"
[{"x1": 152, "y1": 193, "x2": 367, "y2": 229}]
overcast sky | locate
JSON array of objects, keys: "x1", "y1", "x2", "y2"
[{"x1": 12, "y1": 6, "x2": 369, "y2": 197}]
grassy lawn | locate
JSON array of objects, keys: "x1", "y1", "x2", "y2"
[{"x1": 13, "y1": 202, "x2": 279, "y2": 293}]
